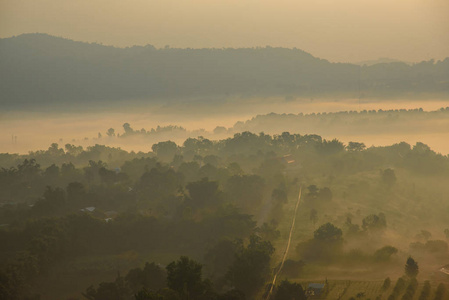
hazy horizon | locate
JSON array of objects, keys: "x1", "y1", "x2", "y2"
[{"x1": 1, "y1": 0, "x2": 448, "y2": 63}]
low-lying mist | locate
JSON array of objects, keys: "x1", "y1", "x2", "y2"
[{"x1": 2, "y1": 98, "x2": 449, "y2": 155}]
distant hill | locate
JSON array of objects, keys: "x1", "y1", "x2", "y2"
[
  {"x1": 1, "y1": 33, "x2": 448, "y2": 108},
  {"x1": 354, "y1": 57, "x2": 413, "y2": 66}
]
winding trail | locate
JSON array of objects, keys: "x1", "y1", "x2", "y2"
[{"x1": 265, "y1": 186, "x2": 302, "y2": 300}]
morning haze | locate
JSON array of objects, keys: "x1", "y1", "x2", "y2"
[
  {"x1": 1, "y1": 0, "x2": 449, "y2": 299},
  {"x1": 1, "y1": 0, "x2": 448, "y2": 62}
]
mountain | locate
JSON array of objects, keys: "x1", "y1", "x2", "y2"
[
  {"x1": 1, "y1": 33, "x2": 448, "y2": 108},
  {"x1": 355, "y1": 57, "x2": 412, "y2": 66}
]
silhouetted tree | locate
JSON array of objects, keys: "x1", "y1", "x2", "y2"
[
  {"x1": 433, "y1": 283, "x2": 446, "y2": 300},
  {"x1": 274, "y1": 280, "x2": 306, "y2": 300},
  {"x1": 226, "y1": 235, "x2": 274, "y2": 298},
  {"x1": 405, "y1": 257, "x2": 419, "y2": 278},
  {"x1": 83, "y1": 274, "x2": 131, "y2": 300},
  {"x1": 382, "y1": 277, "x2": 391, "y2": 291},
  {"x1": 418, "y1": 281, "x2": 431, "y2": 300},
  {"x1": 166, "y1": 256, "x2": 210, "y2": 300},
  {"x1": 347, "y1": 142, "x2": 366, "y2": 152}
]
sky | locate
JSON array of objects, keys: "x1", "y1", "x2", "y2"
[{"x1": 0, "y1": 0, "x2": 448, "y2": 63}]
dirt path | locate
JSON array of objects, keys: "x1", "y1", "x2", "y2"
[{"x1": 265, "y1": 187, "x2": 302, "y2": 300}]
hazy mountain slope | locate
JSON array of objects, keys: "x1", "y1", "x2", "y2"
[{"x1": 1, "y1": 33, "x2": 448, "y2": 108}]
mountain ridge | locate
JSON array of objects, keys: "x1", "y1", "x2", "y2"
[{"x1": 1, "y1": 33, "x2": 448, "y2": 108}]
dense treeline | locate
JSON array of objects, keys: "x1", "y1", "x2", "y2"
[
  {"x1": 1, "y1": 131, "x2": 449, "y2": 299},
  {"x1": 232, "y1": 107, "x2": 449, "y2": 136},
  {"x1": 1, "y1": 34, "x2": 449, "y2": 107}
]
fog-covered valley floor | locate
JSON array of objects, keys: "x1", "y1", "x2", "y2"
[{"x1": 2, "y1": 98, "x2": 449, "y2": 155}]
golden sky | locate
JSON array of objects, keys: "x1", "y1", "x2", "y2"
[{"x1": 1, "y1": 0, "x2": 448, "y2": 62}]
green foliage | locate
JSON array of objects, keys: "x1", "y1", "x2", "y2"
[
  {"x1": 225, "y1": 175, "x2": 265, "y2": 209},
  {"x1": 317, "y1": 139, "x2": 345, "y2": 155},
  {"x1": 404, "y1": 257, "x2": 419, "y2": 278},
  {"x1": 382, "y1": 277, "x2": 391, "y2": 291},
  {"x1": 125, "y1": 262, "x2": 166, "y2": 293},
  {"x1": 255, "y1": 221, "x2": 281, "y2": 242},
  {"x1": 433, "y1": 283, "x2": 446, "y2": 300},
  {"x1": 151, "y1": 141, "x2": 179, "y2": 162},
  {"x1": 83, "y1": 275, "x2": 131, "y2": 300},
  {"x1": 314, "y1": 223, "x2": 343, "y2": 242},
  {"x1": 186, "y1": 178, "x2": 221, "y2": 209},
  {"x1": 401, "y1": 278, "x2": 418, "y2": 300},
  {"x1": 226, "y1": 235, "x2": 274, "y2": 298},
  {"x1": 418, "y1": 281, "x2": 431, "y2": 300},
  {"x1": 204, "y1": 239, "x2": 242, "y2": 283},
  {"x1": 1, "y1": 130, "x2": 449, "y2": 299},
  {"x1": 389, "y1": 277, "x2": 406, "y2": 299},
  {"x1": 274, "y1": 280, "x2": 306, "y2": 300},
  {"x1": 304, "y1": 185, "x2": 332, "y2": 202},
  {"x1": 166, "y1": 256, "x2": 210, "y2": 300},
  {"x1": 297, "y1": 223, "x2": 343, "y2": 261},
  {"x1": 362, "y1": 213, "x2": 387, "y2": 232},
  {"x1": 374, "y1": 246, "x2": 398, "y2": 262},
  {"x1": 347, "y1": 142, "x2": 366, "y2": 152},
  {"x1": 138, "y1": 167, "x2": 183, "y2": 200}
]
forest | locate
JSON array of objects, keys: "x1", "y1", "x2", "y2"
[
  {"x1": 1, "y1": 130, "x2": 448, "y2": 299},
  {"x1": 1, "y1": 34, "x2": 449, "y2": 108}
]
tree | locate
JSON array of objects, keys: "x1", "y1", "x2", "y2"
[
  {"x1": 204, "y1": 239, "x2": 242, "y2": 282},
  {"x1": 166, "y1": 256, "x2": 209, "y2": 300},
  {"x1": 123, "y1": 123, "x2": 134, "y2": 135},
  {"x1": 274, "y1": 280, "x2": 306, "y2": 300},
  {"x1": 83, "y1": 275, "x2": 131, "y2": 300},
  {"x1": 44, "y1": 164, "x2": 59, "y2": 179},
  {"x1": 418, "y1": 280, "x2": 431, "y2": 300},
  {"x1": 382, "y1": 277, "x2": 391, "y2": 291},
  {"x1": 226, "y1": 235, "x2": 274, "y2": 298},
  {"x1": 32, "y1": 186, "x2": 66, "y2": 216},
  {"x1": 225, "y1": 175, "x2": 265, "y2": 209},
  {"x1": 106, "y1": 128, "x2": 115, "y2": 137},
  {"x1": 433, "y1": 283, "x2": 446, "y2": 300},
  {"x1": 405, "y1": 257, "x2": 419, "y2": 278},
  {"x1": 186, "y1": 178, "x2": 221, "y2": 209},
  {"x1": 272, "y1": 188, "x2": 287, "y2": 204},
  {"x1": 401, "y1": 278, "x2": 418, "y2": 300},
  {"x1": 306, "y1": 185, "x2": 319, "y2": 200},
  {"x1": 138, "y1": 167, "x2": 182, "y2": 200},
  {"x1": 152, "y1": 141, "x2": 179, "y2": 162},
  {"x1": 362, "y1": 213, "x2": 387, "y2": 232},
  {"x1": 297, "y1": 223, "x2": 343, "y2": 261},
  {"x1": 347, "y1": 142, "x2": 366, "y2": 152},
  {"x1": 318, "y1": 139, "x2": 345, "y2": 155},
  {"x1": 390, "y1": 277, "x2": 406, "y2": 298},
  {"x1": 373, "y1": 246, "x2": 398, "y2": 262},
  {"x1": 126, "y1": 262, "x2": 166, "y2": 293},
  {"x1": 314, "y1": 223, "x2": 343, "y2": 243}
]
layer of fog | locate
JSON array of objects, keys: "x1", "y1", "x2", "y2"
[{"x1": 1, "y1": 98, "x2": 449, "y2": 155}]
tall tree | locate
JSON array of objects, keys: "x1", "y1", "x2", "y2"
[
  {"x1": 166, "y1": 256, "x2": 210, "y2": 300},
  {"x1": 226, "y1": 235, "x2": 274, "y2": 298},
  {"x1": 405, "y1": 257, "x2": 419, "y2": 278}
]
